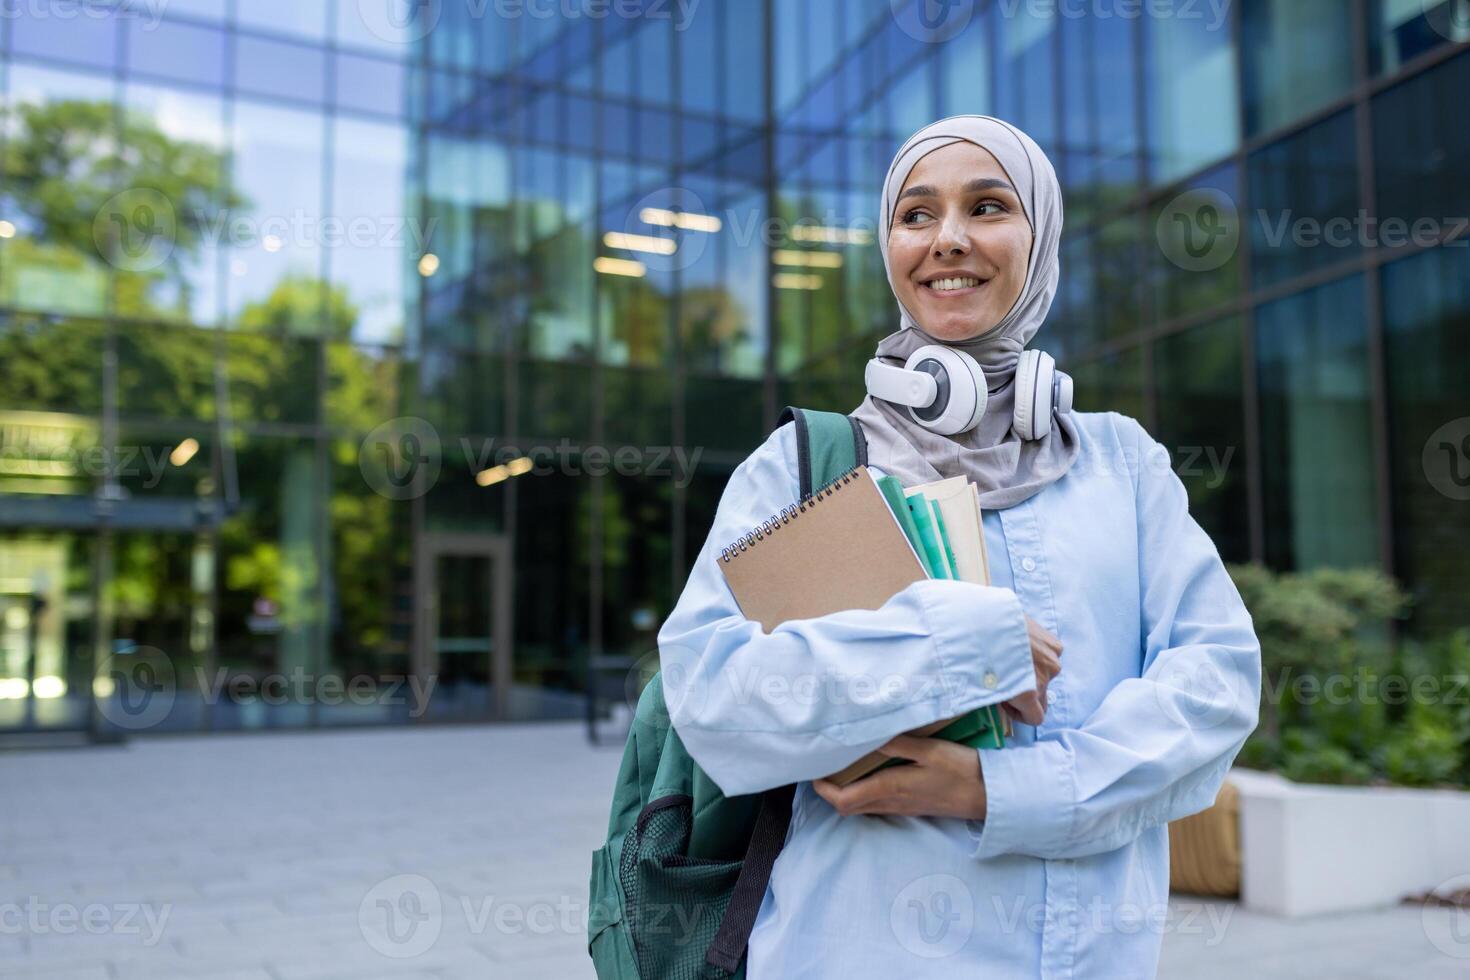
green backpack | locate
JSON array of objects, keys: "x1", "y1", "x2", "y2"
[{"x1": 588, "y1": 407, "x2": 867, "y2": 980}]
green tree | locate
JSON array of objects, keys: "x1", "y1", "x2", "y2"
[{"x1": 1, "y1": 98, "x2": 244, "y2": 306}]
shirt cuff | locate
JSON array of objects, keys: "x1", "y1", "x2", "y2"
[
  {"x1": 914, "y1": 580, "x2": 1036, "y2": 717},
  {"x1": 968, "y1": 738, "x2": 1077, "y2": 859}
]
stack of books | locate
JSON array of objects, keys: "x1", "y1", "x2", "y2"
[{"x1": 717, "y1": 466, "x2": 1011, "y2": 787}]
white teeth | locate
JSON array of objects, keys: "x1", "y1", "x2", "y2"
[{"x1": 925, "y1": 277, "x2": 981, "y2": 292}]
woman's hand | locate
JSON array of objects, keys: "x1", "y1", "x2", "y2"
[
  {"x1": 1002, "y1": 615, "x2": 1062, "y2": 726},
  {"x1": 812, "y1": 735, "x2": 988, "y2": 820},
  {"x1": 811, "y1": 615, "x2": 1062, "y2": 821}
]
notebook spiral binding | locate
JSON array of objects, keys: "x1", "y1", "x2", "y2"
[{"x1": 718, "y1": 468, "x2": 860, "y2": 563}]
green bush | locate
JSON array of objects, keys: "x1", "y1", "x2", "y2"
[{"x1": 1224, "y1": 564, "x2": 1470, "y2": 789}]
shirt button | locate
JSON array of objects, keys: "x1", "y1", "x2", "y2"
[
  {"x1": 983, "y1": 671, "x2": 999, "y2": 689},
  {"x1": 1021, "y1": 557, "x2": 1037, "y2": 573}
]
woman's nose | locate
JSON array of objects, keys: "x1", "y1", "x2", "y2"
[{"x1": 932, "y1": 215, "x2": 969, "y2": 257}]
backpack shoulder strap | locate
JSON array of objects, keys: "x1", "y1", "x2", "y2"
[
  {"x1": 704, "y1": 406, "x2": 867, "y2": 975},
  {"x1": 776, "y1": 406, "x2": 868, "y2": 496}
]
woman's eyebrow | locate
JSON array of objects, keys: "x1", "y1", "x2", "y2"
[{"x1": 895, "y1": 177, "x2": 1017, "y2": 204}]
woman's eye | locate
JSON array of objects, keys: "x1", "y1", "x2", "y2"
[
  {"x1": 901, "y1": 209, "x2": 931, "y2": 225},
  {"x1": 975, "y1": 201, "x2": 1005, "y2": 217}
]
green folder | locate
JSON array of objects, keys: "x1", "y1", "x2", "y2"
[
  {"x1": 927, "y1": 499, "x2": 959, "y2": 580},
  {"x1": 903, "y1": 494, "x2": 950, "y2": 580},
  {"x1": 872, "y1": 478, "x2": 1007, "y2": 766},
  {"x1": 876, "y1": 475, "x2": 934, "y2": 578}
]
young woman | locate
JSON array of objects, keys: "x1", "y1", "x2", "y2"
[{"x1": 657, "y1": 115, "x2": 1261, "y2": 977}]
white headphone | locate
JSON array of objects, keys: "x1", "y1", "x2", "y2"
[{"x1": 864, "y1": 345, "x2": 1074, "y2": 439}]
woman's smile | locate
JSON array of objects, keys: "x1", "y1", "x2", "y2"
[{"x1": 918, "y1": 273, "x2": 990, "y2": 297}]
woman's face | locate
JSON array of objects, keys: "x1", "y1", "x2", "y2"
[{"x1": 887, "y1": 141, "x2": 1033, "y2": 342}]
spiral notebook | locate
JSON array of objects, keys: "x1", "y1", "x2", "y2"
[
  {"x1": 717, "y1": 466, "x2": 965, "y2": 786},
  {"x1": 717, "y1": 466, "x2": 928, "y2": 631}
]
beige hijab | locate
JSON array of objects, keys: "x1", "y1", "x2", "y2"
[{"x1": 850, "y1": 115, "x2": 1080, "y2": 509}]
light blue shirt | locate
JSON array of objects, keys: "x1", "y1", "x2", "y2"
[{"x1": 657, "y1": 411, "x2": 1262, "y2": 979}]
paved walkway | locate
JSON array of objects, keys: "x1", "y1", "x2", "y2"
[{"x1": 1, "y1": 724, "x2": 1464, "y2": 979}]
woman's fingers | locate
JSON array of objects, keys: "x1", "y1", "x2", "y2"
[
  {"x1": 875, "y1": 734, "x2": 939, "y2": 763},
  {"x1": 813, "y1": 769, "x2": 909, "y2": 815}
]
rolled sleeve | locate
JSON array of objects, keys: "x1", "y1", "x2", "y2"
[{"x1": 968, "y1": 741, "x2": 1076, "y2": 859}]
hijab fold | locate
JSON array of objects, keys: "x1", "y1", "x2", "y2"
[{"x1": 849, "y1": 115, "x2": 1080, "y2": 509}]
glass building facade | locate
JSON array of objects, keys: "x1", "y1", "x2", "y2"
[{"x1": 0, "y1": 1, "x2": 1466, "y2": 734}]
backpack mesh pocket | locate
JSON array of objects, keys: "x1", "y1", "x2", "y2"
[{"x1": 618, "y1": 795, "x2": 745, "y2": 980}]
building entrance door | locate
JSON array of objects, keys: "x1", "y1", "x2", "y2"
[{"x1": 414, "y1": 533, "x2": 511, "y2": 721}]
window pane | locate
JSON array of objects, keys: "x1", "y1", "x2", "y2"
[
  {"x1": 126, "y1": 18, "x2": 227, "y2": 87},
  {"x1": 685, "y1": 375, "x2": 764, "y2": 455},
  {"x1": 1372, "y1": 50, "x2": 1470, "y2": 238},
  {"x1": 1095, "y1": 213, "x2": 1143, "y2": 342},
  {"x1": 1247, "y1": 109, "x2": 1360, "y2": 291},
  {"x1": 995, "y1": 5, "x2": 1057, "y2": 154},
  {"x1": 1369, "y1": 0, "x2": 1470, "y2": 74},
  {"x1": 214, "y1": 434, "x2": 325, "y2": 730},
  {"x1": 1144, "y1": 11, "x2": 1239, "y2": 184},
  {"x1": 115, "y1": 82, "x2": 228, "y2": 327},
  {"x1": 1382, "y1": 245, "x2": 1470, "y2": 637},
  {"x1": 227, "y1": 101, "x2": 326, "y2": 330},
  {"x1": 941, "y1": 17, "x2": 991, "y2": 117},
  {"x1": 334, "y1": 50, "x2": 407, "y2": 119},
  {"x1": 326, "y1": 343, "x2": 401, "y2": 432},
  {"x1": 1069, "y1": 346, "x2": 1144, "y2": 421},
  {"x1": 1150, "y1": 163, "x2": 1241, "y2": 322},
  {"x1": 600, "y1": 473, "x2": 673, "y2": 662},
  {"x1": 408, "y1": 349, "x2": 506, "y2": 436},
  {"x1": 512, "y1": 468, "x2": 590, "y2": 720},
  {"x1": 236, "y1": 0, "x2": 328, "y2": 41},
  {"x1": 224, "y1": 331, "x2": 319, "y2": 425},
  {"x1": 335, "y1": 0, "x2": 423, "y2": 54},
  {"x1": 1241, "y1": 0, "x2": 1354, "y2": 136},
  {"x1": 326, "y1": 440, "x2": 413, "y2": 725},
  {"x1": 1, "y1": 66, "x2": 114, "y2": 318},
  {"x1": 1153, "y1": 318, "x2": 1250, "y2": 562},
  {"x1": 0, "y1": 316, "x2": 104, "y2": 415},
  {"x1": 117, "y1": 323, "x2": 217, "y2": 420},
  {"x1": 12, "y1": 6, "x2": 118, "y2": 71},
  {"x1": 1256, "y1": 275, "x2": 1378, "y2": 570},
  {"x1": 518, "y1": 360, "x2": 593, "y2": 444},
  {"x1": 235, "y1": 34, "x2": 327, "y2": 105},
  {"x1": 604, "y1": 367, "x2": 673, "y2": 447},
  {"x1": 1060, "y1": 11, "x2": 1141, "y2": 227},
  {"x1": 329, "y1": 117, "x2": 410, "y2": 344}
]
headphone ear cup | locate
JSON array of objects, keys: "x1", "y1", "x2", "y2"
[
  {"x1": 1013, "y1": 349, "x2": 1056, "y2": 440},
  {"x1": 903, "y1": 345, "x2": 985, "y2": 436},
  {"x1": 1013, "y1": 350, "x2": 1038, "y2": 440}
]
